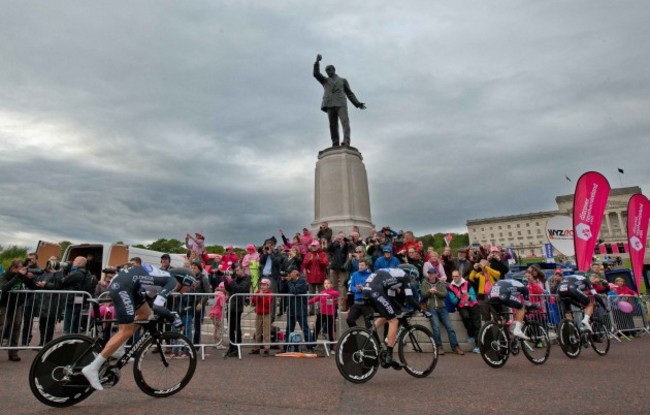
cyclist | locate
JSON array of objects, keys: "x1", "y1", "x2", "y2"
[
  {"x1": 82, "y1": 260, "x2": 196, "y2": 390},
  {"x1": 556, "y1": 274, "x2": 605, "y2": 332},
  {"x1": 362, "y1": 265, "x2": 423, "y2": 368},
  {"x1": 487, "y1": 279, "x2": 530, "y2": 339}
]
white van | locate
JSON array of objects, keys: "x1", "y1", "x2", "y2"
[{"x1": 35, "y1": 240, "x2": 186, "y2": 279}]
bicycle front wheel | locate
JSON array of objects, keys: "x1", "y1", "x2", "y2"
[
  {"x1": 521, "y1": 321, "x2": 551, "y2": 365},
  {"x1": 397, "y1": 324, "x2": 437, "y2": 378},
  {"x1": 133, "y1": 331, "x2": 197, "y2": 397},
  {"x1": 29, "y1": 334, "x2": 98, "y2": 407},
  {"x1": 478, "y1": 322, "x2": 509, "y2": 368},
  {"x1": 335, "y1": 327, "x2": 380, "y2": 384},
  {"x1": 558, "y1": 319, "x2": 581, "y2": 359},
  {"x1": 589, "y1": 319, "x2": 610, "y2": 356}
]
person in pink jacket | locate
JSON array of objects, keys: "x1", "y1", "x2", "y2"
[
  {"x1": 209, "y1": 282, "x2": 227, "y2": 349},
  {"x1": 307, "y1": 279, "x2": 339, "y2": 351}
]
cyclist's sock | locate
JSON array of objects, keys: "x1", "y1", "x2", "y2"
[
  {"x1": 82, "y1": 355, "x2": 106, "y2": 391},
  {"x1": 581, "y1": 315, "x2": 592, "y2": 331}
]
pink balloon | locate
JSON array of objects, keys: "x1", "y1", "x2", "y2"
[{"x1": 617, "y1": 300, "x2": 633, "y2": 314}]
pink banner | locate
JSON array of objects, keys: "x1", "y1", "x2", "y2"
[
  {"x1": 611, "y1": 243, "x2": 619, "y2": 254},
  {"x1": 598, "y1": 243, "x2": 607, "y2": 255},
  {"x1": 627, "y1": 194, "x2": 650, "y2": 293},
  {"x1": 572, "y1": 171, "x2": 611, "y2": 272}
]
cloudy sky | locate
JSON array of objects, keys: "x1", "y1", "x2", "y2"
[{"x1": 1, "y1": 1, "x2": 648, "y2": 250}]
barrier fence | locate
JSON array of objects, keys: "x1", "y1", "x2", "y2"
[{"x1": 2, "y1": 289, "x2": 649, "y2": 360}]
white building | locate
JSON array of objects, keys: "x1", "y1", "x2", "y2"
[{"x1": 466, "y1": 186, "x2": 644, "y2": 258}]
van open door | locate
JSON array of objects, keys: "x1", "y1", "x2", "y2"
[
  {"x1": 35, "y1": 240, "x2": 62, "y2": 268},
  {"x1": 107, "y1": 244, "x2": 129, "y2": 268}
]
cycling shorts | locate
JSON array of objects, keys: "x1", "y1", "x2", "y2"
[
  {"x1": 367, "y1": 290, "x2": 401, "y2": 320},
  {"x1": 108, "y1": 273, "x2": 148, "y2": 324},
  {"x1": 557, "y1": 281, "x2": 590, "y2": 307}
]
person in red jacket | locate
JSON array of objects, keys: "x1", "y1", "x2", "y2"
[
  {"x1": 307, "y1": 279, "x2": 339, "y2": 352},
  {"x1": 302, "y1": 240, "x2": 330, "y2": 315},
  {"x1": 249, "y1": 278, "x2": 274, "y2": 356}
]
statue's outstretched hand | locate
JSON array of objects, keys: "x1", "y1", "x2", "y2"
[
  {"x1": 358, "y1": 103, "x2": 367, "y2": 110},
  {"x1": 316, "y1": 54, "x2": 322, "y2": 62}
]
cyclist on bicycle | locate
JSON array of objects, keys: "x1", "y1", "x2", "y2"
[
  {"x1": 556, "y1": 274, "x2": 606, "y2": 332},
  {"x1": 488, "y1": 279, "x2": 530, "y2": 339},
  {"x1": 362, "y1": 265, "x2": 422, "y2": 368},
  {"x1": 82, "y1": 259, "x2": 196, "y2": 390}
]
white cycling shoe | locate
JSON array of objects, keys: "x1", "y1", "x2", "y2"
[
  {"x1": 81, "y1": 365, "x2": 104, "y2": 391},
  {"x1": 512, "y1": 328, "x2": 530, "y2": 340}
]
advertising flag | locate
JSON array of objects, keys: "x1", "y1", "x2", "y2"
[
  {"x1": 626, "y1": 194, "x2": 650, "y2": 293},
  {"x1": 444, "y1": 233, "x2": 453, "y2": 247},
  {"x1": 545, "y1": 215, "x2": 575, "y2": 256},
  {"x1": 572, "y1": 171, "x2": 611, "y2": 272}
]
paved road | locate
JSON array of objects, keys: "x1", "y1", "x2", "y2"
[{"x1": 2, "y1": 337, "x2": 649, "y2": 415}]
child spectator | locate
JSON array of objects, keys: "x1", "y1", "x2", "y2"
[
  {"x1": 241, "y1": 243, "x2": 260, "y2": 291},
  {"x1": 308, "y1": 278, "x2": 339, "y2": 353},
  {"x1": 209, "y1": 282, "x2": 227, "y2": 349},
  {"x1": 249, "y1": 278, "x2": 274, "y2": 356}
]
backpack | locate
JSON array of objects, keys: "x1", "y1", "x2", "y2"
[{"x1": 287, "y1": 331, "x2": 303, "y2": 352}]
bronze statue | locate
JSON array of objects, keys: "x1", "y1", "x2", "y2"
[{"x1": 313, "y1": 54, "x2": 366, "y2": 147}]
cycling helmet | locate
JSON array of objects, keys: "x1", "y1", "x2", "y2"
[
  {"x1": 397, "y1": 263, "x2": 420, "y2": 279},
  {"x1": 179, "y1": 274, "x2": 197, "y2": 287},
  {"x1": 172, "y1": 267, "x2": 197, "y2": 287}
]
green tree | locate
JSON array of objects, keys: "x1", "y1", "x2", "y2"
[
  {"x1": 146, "y1": 238, "x2": 186, "y2": 254},
  {"x1": 58, "y1": 240, "x2": 73, "y2": 254},
  {"x1": 0, "y1": 245, "x2": 29, "y2": 270}
]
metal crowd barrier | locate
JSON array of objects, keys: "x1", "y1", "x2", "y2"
[
  {"x1": 225, "y1": 293, "x2": 343, "y2": 359},
  {"x1": 0, "y1": 290, "x2": 94, "y2": 352},
  {"x1": 4, "y1": 289, "x2": 648, "y2": 360}
]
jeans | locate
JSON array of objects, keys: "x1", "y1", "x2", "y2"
[
  {"x1": 193, "y1": 307, "x2": 203, "y2": 345},
  {"x1": 285, "y1": 312, "x2": 315, "y2": 351},
  {"x1": 173, "y1": 313, "x2": 194, "y2": 355},
  {"x1": 428, "y1": 307, "x2": 459, "y2": 349}
]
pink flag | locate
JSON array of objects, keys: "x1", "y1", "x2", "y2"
[
  {"x1": 572, "y1": 172, "x2": 611, "y2": 272},
  {"x1": 444, "y1": 233, "x2": 453, "y2": 247},
  {"x1": 627, "y1": 194, "x2": 650, "y2": 293}
]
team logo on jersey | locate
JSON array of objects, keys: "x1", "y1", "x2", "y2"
[{"x1": 110, "y1": 283, "x2": 120, "y2": 290}]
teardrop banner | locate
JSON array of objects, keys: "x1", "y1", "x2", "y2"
[
  {"x1": 626, "y1": 193, "x2": 650, "y2": 293},
  {"x1": 545, "y1": 215, "x2": 575, "y2": 256},
  {"x1": 572, "y1": 171, "x2": 611, "y2": 272}
]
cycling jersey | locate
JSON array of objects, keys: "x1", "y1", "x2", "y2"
[
  {"x1": 557, "y1": 274, "x2": 596, "y2": 308},
  {"x1": 109, "y1": 265, "x2": 191, "y2": 324},
  {"x1": 488, "y1": 279, "x2": 529, "y2": 310},
  {"x1": 363, "y1": 268, "x2": 420, "y2": 319}
]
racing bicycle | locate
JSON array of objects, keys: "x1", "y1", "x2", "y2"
[
  {"x1": 29, "y1": 299, "x2": 197, "y2": 407},
  {"x1": 335, "y1": 308, "x2": 438, "y2": 383},
  {"x1": 557, "y1": 302, "x2": 610, "y2": 358},
  {"x1": 478, "y1": 303, "x2": 551, "y2": 368}
]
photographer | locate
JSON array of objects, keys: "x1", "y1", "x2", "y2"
[
  {"x1": 487, "y1": 246, "x2": 509, "y2": 281},
  {"x1": 21, "y1": 252, "x2": 44, "y2": 346},
  {"x1": 1, "y1": 259, "x2": 38, "y2": 361},
  {"x1": 316, "y1": 222, "x2": 333, "y2": 243},
  {"x1": 469, "y1": 259, "x2": 501, "y2": 321},
  {"x1": 280, "y1": 266, "x2": 315, "y2": 352},
  {"x1": 259, "y1": 236, "x2": 284, "y2": 319},
  {"x1": 327, "y1": 232, "x2": 353, "y2": 312}
]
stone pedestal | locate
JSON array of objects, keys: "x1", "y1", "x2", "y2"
[{"x1": 312, "y1": 146, "x2": 374, "y2": 237}]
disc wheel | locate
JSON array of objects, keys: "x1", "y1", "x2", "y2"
[
  {"x1": 558, "y1": 319, "x2": 581, "y2": 359},
  {"x1": 478, "y1": 322, "x2": 509, "y2": 368},
  {"x1": 29, "y1": 335, "x2": 98, "y2": 407},
  {"x1": 335, "y1": 328, "x2": 380, "y2": 384},
  {"x1": 133, "y1": 331, "x2": 197, "y2": 397},
  {"x1": 520, "y1": 321, "x2": 551, "y2": 365},
  {"x1": 589, "y1": 319, "x2": 611, "y2": 356}
]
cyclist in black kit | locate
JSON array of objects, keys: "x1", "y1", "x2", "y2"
[
  {"x1": 362, "y1": 266, "x2": 422, "y2": 368},
  {"x1": 488, "y1": 279, "x2": 530, "y2": 339},
  {"x1": 82, "y1": 259, "x2": 196, "y2": 390},
  {"x1": 557, "y1": 274, "x2": 605, "y2": 332}
]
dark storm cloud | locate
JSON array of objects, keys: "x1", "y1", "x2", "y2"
[{"x1": 1, "y1": 1, "x2": 649, "y2": 249}]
